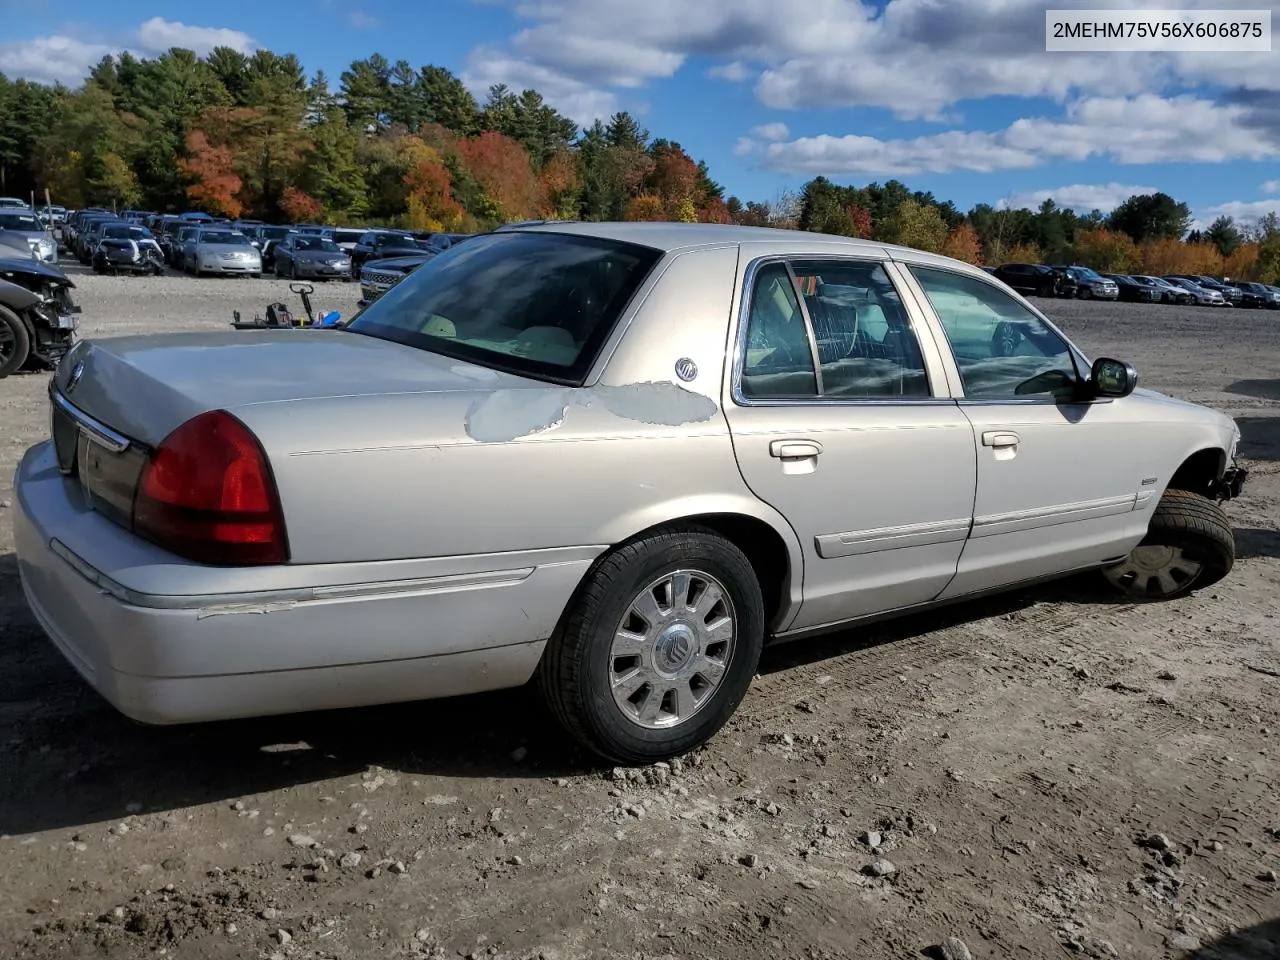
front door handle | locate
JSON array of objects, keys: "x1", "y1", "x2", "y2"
[
  {"x1": 981, "y1": 430, "x2": 1021, "y2": 448},
  {"x1": 770, "y1": 439, "x2": 823, "y2": 459}
]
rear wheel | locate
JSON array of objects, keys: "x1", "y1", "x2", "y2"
[
  {"x1": 0, "y1": 305, "x2": 32, "y2": 378},
  {"x1": 1102, "y1": 489, "x2": 1235, "y2": 600},
  {"x1": 537, "y1": 525, "x2": 765, "y2": 764}
]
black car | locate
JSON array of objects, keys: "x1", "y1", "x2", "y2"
[
  {"x1": 992, "y1": 262, "x2": 1076, "y2": 297},
  {"x1": 1235, "y1": 281, "x2": 1280, "y2": 309},
  {"x1": 349, "y1": 230, "x2": 435, "y2": 278},
  {"x1": 0, "y1": 255, "x2": 80, "y2": 377},
  {"x1": 1103, "y1": 274, "x2": 1161, "y2": 303},
  {"x1": 358, "y1": 252, "x2": 437, "y2": 304}
]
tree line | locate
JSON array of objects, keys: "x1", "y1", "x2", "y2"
[{"x1": 0, "y1": 45, "x2": 1275, "y2": 282}]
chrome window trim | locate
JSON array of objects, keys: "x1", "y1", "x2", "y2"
[{"x1": 729, "y1": 252, "x2": 955, "y2": 408}]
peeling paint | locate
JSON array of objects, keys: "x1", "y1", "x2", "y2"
[
  {"x1": 463, "y1": 380, "x2": 720, "y2": 443},
  {"x1": 195, "y1": 601, "x2": 297, "y2": 620}
]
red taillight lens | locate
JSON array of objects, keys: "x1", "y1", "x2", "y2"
[{"x1": 132, "y1": 410, "x2": 289, "y2": 565}]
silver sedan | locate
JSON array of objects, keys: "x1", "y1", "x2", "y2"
[
  {"x1": 0, "y1": 209, "x2": 58, "y2": 263},
  {"x1": 14, "y1": 222, "x2": 1247, "y2": 763},
  {"x1": 184, "y1": 228, "x2": 262, "y2": 277}
]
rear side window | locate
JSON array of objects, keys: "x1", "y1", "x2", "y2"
[{"x1": 347, "y1": 231, "x2": 663, "y2": 385}]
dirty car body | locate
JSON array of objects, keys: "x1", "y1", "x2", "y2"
[{"x1": 14, "y1": 223, "x2": 1247, "y2": 763}]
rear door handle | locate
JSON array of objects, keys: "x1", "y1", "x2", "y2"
[
  {"x1": 770, "y1": 439, "x2": 823, "y2": 459},
  {"x1": 981, "y1": 431, "x2": 1021, "y2": 448}
]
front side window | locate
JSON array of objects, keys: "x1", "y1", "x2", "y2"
[
  {"x1": 909, "y1": 265, "x2": 1080, "y2": 401},
  {"x1": 346, "y1": 231, "x2": 662, "y2": 384}
]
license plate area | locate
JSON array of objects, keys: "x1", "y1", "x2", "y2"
[{"x1": 75, "y1": 430, "x2": 145, "y2": 526}]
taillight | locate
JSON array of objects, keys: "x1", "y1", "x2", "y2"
[{"x1": 132, "y1": 410, "x2": 289, "y2": 565}]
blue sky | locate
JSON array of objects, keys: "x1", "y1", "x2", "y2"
[{"x1": 2, "y1": 0, "x2": 1279, "y2": 228}]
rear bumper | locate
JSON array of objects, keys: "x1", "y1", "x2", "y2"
[{"x1": 13, "y1": 441, "x2": 594, "y2": 724}]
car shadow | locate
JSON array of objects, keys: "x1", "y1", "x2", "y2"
[
  {"x1": 1224, "y1": 379, "x2": 1280, "y2": 403},
  {"x1": 1185, "y1": 917, "x2": 1280, "y2": 959},
  {"x1": 1236, "y1": 415, "x2": 1280, "y2": 462},
  {"x1": 1236, "y1": 527, "x2": 1280, "y2": 561},
  {"x1": 0, "y1": 550, "x2": 1130, "y2": 837}
]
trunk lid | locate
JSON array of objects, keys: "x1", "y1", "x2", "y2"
[{"x1": 52, "y1": 329, "x2": 529, "y2": 447}]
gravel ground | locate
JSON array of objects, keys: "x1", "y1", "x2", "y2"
[{"x1": 1, "y1": 267, "x2": 1279, "y2": 960}]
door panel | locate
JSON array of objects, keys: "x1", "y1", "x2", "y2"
[
  {"x1": 902, "y1": 264, "x2": 1148, "y2": 598},
  {"x1": 723, "y1": 256, "x2": 977, "y2": 631}
]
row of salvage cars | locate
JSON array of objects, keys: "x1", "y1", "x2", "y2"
[{"x1": 10, "y1": 222, "x2": 1250, "y2": 763}]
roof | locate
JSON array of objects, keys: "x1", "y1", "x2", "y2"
[{"x1": 499, "y1": 220, "x2": 987, "y2": 279}]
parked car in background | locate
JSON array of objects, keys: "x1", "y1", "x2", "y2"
[
  {"x1": 1179, "y1": 276, "x2": 1244, "y2": 305},
  {"x1": 1056, "y1": 266, "x2": 1119, "y2": 300},
  {"x1": 169, "y1": 226, "x2": 202, "y2": 271},
  {"x1": 74, "y1": 216, "x2": 121, "y2": 264},
  {"x1": 1103, "y1": 274, "x2": 1161, "y2": 303},
  {"x1": 0, "y1": 228, "x2": 38, "y2": 259},
  {"x1": 244, "y1": 225, "x2": 297, "y2": 268},
  {"x1": 0, "y1": 209, "x2": 58, "y2": 263},
  {"x1": 992, "y1": 262, "x2": 1075, "y2": 298},
  {"x1": 1162, "y1": 277, "x2": 1225, "y2": 306},
  {"x1": 327, "y1": 227, "x2": 366, "y2": 253},
  {"x1": 0, "y1": 253, "x2": 79, "y2": 377},
  {"x1": 1234, "y1": 281, "x2": 1279, "y2": 309},
  {"x1": 1135, "y1": 275, "x2": 1194, "y2": 305},
  {"x1": 272, "y1": 233, "x2": 352, "y2": 280},
  {"x1": 350, "y1": 229, "x2": 435, "y2": 278},
  {"x1": 179, "y1": 212, "x2": 215, "y2": 224},
  {"x1": 15, "y1": 222, "x2": 1249, "y2": 762},
  {"x1": 183, "y1": 227, "x2": 262, "y2": 277},
  {"x1": 358, "y1": 252, "x2": 437, "y2": 304},
  {"x1": 0, "y1": 196, "x2": 29, "y2": 209}
]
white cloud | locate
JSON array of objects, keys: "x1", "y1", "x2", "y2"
[
  {"x1": 1264, "y1": 180, "x2": 1280, "y2": 194},
  {"x1": 0, "y1": 35, "x2": 116, "y2": 86},
  {"x1": 755, "y1": 94, "x2": 1280, "y2": 176},
  {"x1": 998, "y1": 183, "x2": 1161, "y2": 214},
  {"x1": 348, "y1": 10, "x2": 382, "y2": 29},
  {"x1": 461, "y1": 44, "x2": 619, "y2": 126},
  {"x1": 462, "y1": 0, "x2": 1280, "y2": 127},
  {"x1": 751, "y1": 122, "x2": 789, "y2": 142},
  {"x1": 0, "y1": 18, "x2": 255, "y2": 87},
  {"x1": 135, "y1": 17, "x2": 255, "y2": 57},
  {"x1": 1198, "y1": 199, "x2": 1280, "y2": 227},
  {"x1": 708, "y1": 61, "x2": 749, "y2": 82}
]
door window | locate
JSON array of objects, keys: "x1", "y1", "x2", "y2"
[
  {"x1": 909, "y1": 266, "x2": 1080, "y2": 401},
  {"x1": 739, "y1": 259, "x2": 932, "y2": 400}
]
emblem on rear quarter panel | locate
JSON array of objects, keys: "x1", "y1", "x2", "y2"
[
  {"x1": 66, "y1": 360, "x2": 85, "y2": 394},
  {"x1": 675, "y1": 358, "x2": 698, "y2": 382}
]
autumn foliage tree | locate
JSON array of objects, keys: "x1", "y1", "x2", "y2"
[
  {"x1": 1072, "y1": 229, "x2": 1140, "y2": 272},
  {"x1": 455, "y1": 131, "x2": 540, "y2": 221},
  {"x1": 177, "y1": 130, "x2": 243, "y2": 217},
  {"x1": 847, "y1": 204, "x2": 872, "y2": 239},
  {"x1": 624, "y1": 194, "x2": 667, "y2": 221},
  {"x1": 941, "y1": 223, "x2": 982, "y2": 264},
  {"x1": 279, "y1": 185, "x2": 323, "y2": 222}
]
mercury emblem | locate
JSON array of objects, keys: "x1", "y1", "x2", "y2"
[{"x1": 674, "y1": 358, "x2": 698, "y2": 382}]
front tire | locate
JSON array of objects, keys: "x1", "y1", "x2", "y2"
[
  {"x1": 1102, "y1": 489, "x2": 1235, "y2": 600},
  {"x1": 0, "y1": 304, "x2": 33, "y2": 378},
  {"x1": 537, "y1": 526, "x2": 765, "y2": 764}
]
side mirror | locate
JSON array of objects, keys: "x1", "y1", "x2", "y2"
[{"x1": 1091, "y1": 357, "x2": 1138, "y2": 398}]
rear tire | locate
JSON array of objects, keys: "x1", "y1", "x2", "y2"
[
  {"x1": 536, "y1": 525, "x2": 765, "y2": 764},
  {"x1": 1102, "y1": 489, "x2": 1235, "y2": 600},
  {"x1": 0, "y1": 304, "x2": 32, "y2": 378}
]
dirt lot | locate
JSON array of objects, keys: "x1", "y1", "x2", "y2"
[{"x1": 1, "y1": 267, "x2": 1278, "y2": 960}]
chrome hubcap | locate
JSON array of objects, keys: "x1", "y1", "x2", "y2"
[
  {"x1": 609, "y1": 569, "x2": 736, "y2": 729},
  {"x1": 1104, "y1": 544, "x2": 1204, "y2": 597}
]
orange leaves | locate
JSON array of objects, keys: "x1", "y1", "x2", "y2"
[
  {"x1": 1004, "y1": 242, "x2": 1044, "y2": 264},
  {"x1": 697, "y1": 198, "x2": 734, "y2": 224},
  {"x1": 403, "y1": 144, "x2": 463, "y2": 231},
  {"x1": 1222, "y1": 242, "x2": 1258, "y2": 280},
  {"x1": 536, "y1": 151, "x2": 579, "y2": 219},
  {"x1": 280, "y1": 186, "x2": 323, "y2": 222},
  {"x1": 455, "y1": 130, "x2": 539, "y2": 221},
  {"x1": 847, "y1": 204, "x2": 872, "y2": 240},
  {"x1": 624, "y1": 194, "x2": 666, "y2": 221},
  {"x1": 177, "y1": 130, "x2": 243, "y2": 218},
  {"x1": 650, "y1": 143, "x2": 697, "y2": 215},
  {"x1": 941, "y1": 223, "x2": 983, "y2": 265}
]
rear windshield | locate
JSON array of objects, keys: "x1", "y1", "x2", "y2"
[
  {"x1": 104, "y1": 224, "x2": 151, "y2": 239},
  {"x1": 347, "y1": 231, "x2": 662, "y2": 384},
  {"x1": 295, "y1": 237, "x2": 342, "y2": 252},
  {"x1": 332, "y1": 229, "x2": 363, "y2": 244},
  {"x1": 0, "y1": 213, "x2": 41, "y2": 231},
  {"x1": 262, "y1": 227, "x2": 293, "y2": 239}
]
